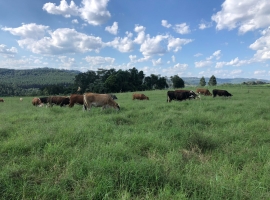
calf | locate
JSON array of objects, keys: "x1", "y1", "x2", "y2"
[
  {"x1": 132, "y1": 93, "x2": 149, "y2": 100},
  {"x1": 196, "y1": 88, "x2": 212, "y2": 96},
  {"x1": 0, "y1": 98, "x2": 4, "y2": 102}
]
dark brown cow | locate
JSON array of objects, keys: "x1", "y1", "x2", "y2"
[
  {"x1": 32, "y1": 97, "x2": 42, "y2": 106},
  {"x1": 175, "y1": 90, "x2": 200, "y2": 99},
  {"x1": 0, "y1": 98, "x2": 4, "y2": 102},
  {"x1": 196, "y1": 88, "x2": 212, "y2": 96},
  {"x1": 167, "y1": 91, "x2": 194, "y2": 102},
  {"x1": 213, "y1": 89, "x2": 232, "y2": 97},
  {"x1": 132, "y1": 93, "x2": 149, "y2": 100},
  {"x1": 83, "y1": 93, "x2": 120, "y2": 111},
  {"x1": 47, "y1": 96, "x2": 70, "y2": 107}
]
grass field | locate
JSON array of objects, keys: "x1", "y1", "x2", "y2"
[{"x1": 1, "y1": 85, "x2": 270, "y2": 199}]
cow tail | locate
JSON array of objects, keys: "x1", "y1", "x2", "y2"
[{"x1": 83, "y1": 94, "x2": 88, "y2": 111}]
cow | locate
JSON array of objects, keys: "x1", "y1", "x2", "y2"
[
  {"x1": 69, "y1": 94, "x2": 87, "y2": 110},
  {"x1": 47, "y1": 96, "x2": 70, "y2": 107},
  {"x1": 167, "y1": 91, "x2": 194, "y2": 102},
  {"x1": 83, "y1": 93, "x2": 120, "y2": 111},
  {"x1": 175, "y1": 90, "x2": 200, "y2": 100},
  {"x1": 39, "y1": 97, "x2": 49, "y2": 104},
  {"x1": 132, "y1": 93, "x2": 149, "y2": 100},
  {"x1": 212, "y1": 89, "x2": 232, "y2": 97},
  {"x1": 32, "y1": 97, "x2": 42, "y2": 106},
  {"x1": 196, "y1": 88, "x2": 212, "y2": 96},
  {"x1": 0, "y1": 98, "x2": 4, "y2": 102}
]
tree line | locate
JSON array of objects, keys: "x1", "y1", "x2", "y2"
[{"x1": 0, "y1": 67, "x2": 218, "y2": 96}]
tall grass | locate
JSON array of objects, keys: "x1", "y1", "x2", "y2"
[{"x1": 1, "y1": 85, "x2": 270, "y2": 199}]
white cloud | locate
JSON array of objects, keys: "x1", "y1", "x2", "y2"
[
  {"x1": 194, "y1": 53, "x2": 203, "y2": 57},
  {"x1": 0, "y1": 44, "x2": 17, "y2": 57},
  {"x1": 134, "y1": 25, "x2": 146, "y2": 44},
  {"x1": 2, "y1": 23, "x2": 49, "y2": 39},
  {"x1": 198, "y1": 20, "x2": 212, "y2": 30},
  {"x1": 105, "y1": 22, "x2": 118, "y2": 35},
  {"x1": 215, "y1": 57, "x2": 251, "y2": 68},
  {"x1": 172, "y1": 55, "x2": 175, "y2": 63},
  {"x1": 167, "y1": 36, "x2": 193, "y2": 52},
  {"x1": 207, "y1": 50, "x2": 221, "y2": 60},
  {"x1": 152, "y1": 58, "x2": 162, "y2": 66},
  {"x1": 140, "y1": 34, "x2": 168, "y2": 57},
  {"x1": 9, "y1": 26, "x2": 104, "y2": 55},
  {"x1": 195, "y1": 60, "x2": 212, "y2": 68},
  {"x1": 85, "y1": 56, "x2": 115, "y2": 65},
  {"x1": 173, "y1": 23, "x2": 190, "y2": 34},
  {"x1": 43, "y1": 0, "x2": 111, "y2": 26},
  {"x1": 212, "y1": 0, "x2": 270, "y2": 34},
  {"x1": 72, "y1": 19, "x2": 79, "y2": 24},
  {"x1": 162, "y1": 63, "x2": 188, "y2": 77},
  {"x1": 249, "y1": 27, "x2": 270, "y2": 60},
  {"x1": 161, "y1": 20, "x2": 172, "y2": 28},
  {"x1": 254, "y1": 70, "x2": 266, "y2": 75},
  {"x1": 107, "y1": 32, "x2": 134, "y2": 52}
]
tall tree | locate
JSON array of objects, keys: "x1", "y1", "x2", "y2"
[
  {"x1": 200, "y1": 76, "x2": 206, "y2": 86},
  {"x1": 171, "y1": 75, "x2": 185, "y2": 88},
  {"x1": 208, "y1": 75, "x2": 217, "y2": 86}
]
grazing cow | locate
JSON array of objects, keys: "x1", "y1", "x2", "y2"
[
  {"x1": 32, "y1": 97, "x2": 42, "y2": 106},
  {"x1": 110, "y1": 94, "x2": 118, "y2": 100},
  {"x1": 212, "y1": 89, "x2": 232, "y2": 97},
  {"x1": 0, "y1": 98, "x2": 4, "y2": 102},
  {"x1": 167, "y1": 91, "x2": 193, "y2": 102},
  {"x1": 132, "y1": 93, "x2": 149, "y2": 100},
  {"x1": 47, "y1": 96, "x2": 70, "y2": 107},
  {"x1": 39, "y1": 97, "x2": 49, "y2": 104},
  {"x1": 83, "y1": 93, "x2": 120, "y2": 111},
  {"x1": 175, "y1": 90, "x2": 200, "y2": 100},
  {"x1": 196, "y1": 88, "x2": 212, "y2": 96}
]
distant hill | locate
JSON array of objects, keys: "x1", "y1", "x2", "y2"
[
  {"x1": 0, "y1": 68, "x2": 80, "y2": 88},
  {"x1": 182, "y1": 77, "x2": 270, "y2": 86}
]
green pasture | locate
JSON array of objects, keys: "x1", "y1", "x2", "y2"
[{"x1": 1, "y1": 85, "x2": 270, "y2": 199}]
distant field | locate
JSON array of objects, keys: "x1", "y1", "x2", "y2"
[{"x1": 1, "y1": 85, "x2": 270, "y2": 199}]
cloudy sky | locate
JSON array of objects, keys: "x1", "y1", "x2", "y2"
[{"x1": 1, "y1": 0, "x2": 270, "y2": 80}]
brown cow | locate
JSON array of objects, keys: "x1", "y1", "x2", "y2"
[
  {"x1": 47, "y1": 96, "x2": 70, "y2": 107},
  {"x1": 196, "y1": 88, "x2": 212, "y2": 96},
  {"x1": 0, "y1": 98, "x2": 4, "y2": 102},
  {"x1": 69, "y1": 94, "x2": 84, "y2": 107},
  {"x1": 32, "y1": 97, "x2": 42, "y2": 106},
  {"x1": 132, "y1": 93, "x2": 149, "y2": 100},
  {"x1": 83, "y1": 93, "x2": 120, "y2": 111}
]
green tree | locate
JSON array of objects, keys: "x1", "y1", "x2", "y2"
[
  {"x1": 171, "y1": 75, "x2": 185, "y2": 88},
  {"x1": 208, "y1": 75, "x2": 217, "y2": 86},
  {"x1": 200, "y1": 76, "x2": 206, "y2": 86}
]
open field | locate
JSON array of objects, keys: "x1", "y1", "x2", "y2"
[{"x1": 1, "y1": 85, "x2": 270, "y2": 199}]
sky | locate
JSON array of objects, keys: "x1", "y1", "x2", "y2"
[{"x1": 1, "y1": 0, "x2": 270, "y2": 80}]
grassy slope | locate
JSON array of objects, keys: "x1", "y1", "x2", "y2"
[{"x1": 1, "y1": 86, "x2": 270, "y2": 199}]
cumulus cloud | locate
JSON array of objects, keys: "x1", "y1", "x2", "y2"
[
  {"x1": 152, "y1": 58, "x2": 162, "y2": 66},
  {"x1": 134, "y1": 25, "x2": 146, "y2": 44},
  {"x1": 167, "y1": 36, "x2": 193, "y2": 52},
  {"x1": 107, "y1": 32, "x2": 134, "y2": 52},
  {"x1": 249, "y1": 27, "x2": 270, "y2": 60},
  {"x1": 5, "y1": 24, "x2": 104, "y2": 55},
  {"x1": 162, "y1": 63, "x2": 188, "y2": 77},
  {"x1": 0, "y1": 44, "x2": 17, "y2": 57},
  {"x1": 161, "y1": 20, "x2": 172, "y2": 28},
  {"x1": 85, "y1": 56, "x2": 115, "y2": 65},
  {"x1": 43, "y1": 0, "x2": 111, "y2": 25},
  {"x1": 194, "y1": 53, "x2": 203, "y2": 57},
  {"x1": 171, "y1": 55, "x2": 175, "y2": 63},
  {"x1": 215, "y1": 57, "x2": 251, "y2": 68},
  {"x1": 72, "y1": 19, "x2": 79, "y2": 24},
  {"x1": 2, "y1": 23, "x2": 49, "y2": 39},
  {"x1": 207, "y1": 50, "x2": 221, "y2": 60},
  {"x1": 105, "y1": 22, "x2": 118, "y2": 35},
  {"x1": 140, "y1": 34, "x2": 168, "y2": 57},
  {"x1": 195, "y1": 60, "x2": 212, "y2": 68},
  {"x1": 212, "y1": 0, "x2": 270, "y2": 34},
  {"x1": 173, "y1": 23, "x2": 190, "y2": 34}
]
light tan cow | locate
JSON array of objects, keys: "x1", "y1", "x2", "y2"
[
  {"x1": 83, "y1": 93, "x2": 120, "y2": 111},
  {"x1": 32, "y1": 97, "x2": 41, "y2": 106},
  {"x1": 132, "y1": 93, "x2": 149, "y2": 100}
]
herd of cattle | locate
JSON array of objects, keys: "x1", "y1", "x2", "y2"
[{"x1": 0, "y1": 89, "x2": 232, "y2": 111}]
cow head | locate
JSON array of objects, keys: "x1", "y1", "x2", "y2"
[{"x1": 115, "y1": 103, "x2": 120, "y2": 110}]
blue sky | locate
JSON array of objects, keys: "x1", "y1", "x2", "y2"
[{"x1": 1, "y1": 0, "x2": 270, "y2": 80}]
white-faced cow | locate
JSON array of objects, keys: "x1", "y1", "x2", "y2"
[
  {"x1": 196, "y1": 88, "x2": 212, "y2": 96},
  {"x1": 132, "y1": 93, "x2": 149, "y2": 100},
  {"x1": 212, "y1": 89, "x2": 232, "y2": 97},
  {"x1": 175, "y1": 90, "x2": 200, "y2": 100},
  {"x1": 167, "y1": 91, "x2": 193, "y2": 102},
  {"x1": 83, "y1": 93, "x2": 120, "y2": 112}
]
